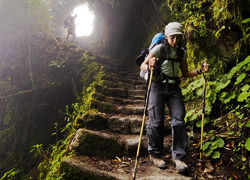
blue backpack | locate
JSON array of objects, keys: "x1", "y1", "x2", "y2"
[
  {"x1": 136, "y1": 32, "x2": 165, "y2": 67},
  {"x1": 149, "y1": 32, "x2": 166, "y2": 50}
]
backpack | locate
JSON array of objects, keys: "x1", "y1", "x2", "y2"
[
  {"x1": 149, "y1": 32, "x2": 166, "y2": 50},
  {"x1": 136, "y1": 32, "x2": 165, "y2": 67},
  {"x1": 136, "y1": 32, "x2": 166, "y2": 81}
]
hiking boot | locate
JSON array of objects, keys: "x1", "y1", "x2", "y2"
[
  {"x1": 149, "y1": 154, "x2": 167, "y2": 169},
  {"x1": 172, "y1": 158, "x2": 188, "y2": 174}
]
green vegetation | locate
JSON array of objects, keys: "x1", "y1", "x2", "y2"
[
  {"x1": 183, "y1": 56, "x2": 249, "y2": 125},
  {"x1": 156, "y1": 0, "x2": 249, "y2": 175},
  {"x1": 0, "y1": 169, "x2": 21, "y2": 180},
  {"x1": 28, "y1": 52, "x2": 106, "y2": 179}
]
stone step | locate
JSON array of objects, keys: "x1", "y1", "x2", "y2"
[
  {"x1": 74, "y1": 112, "x2": 108, "y2": 130},
  {"x1": 94, "y1": 86, "x2": 145, "y2": 103},
  {"x1": 122, "y1": 98, "x2": 145, "y2": 105},
  {"x1": 74, "y1": 111, "x2": 171, "y2": 135},
  {"x1": 101, "y1": 64, "x2": 140, "y2": 77},
  {"x1": 100, "y1": 80, "x2": 135, "y2": 90},
  {"x1": 117, "y1": 104, "x2": 144, "y2": 115},
  {"x1": 69, "y1": 129, "x2": 123, "y2": 158},
  {"x1": 90, "y1": 99, "x2": 118, "y2": 114},
  {"x1": 74, "y1": 112, "x2": 144, "y2": 134},
  {"x1": 122, "y1": 134, "x2": 173, "y2": 156},
  {"x1": 95, "y1": 85, "x2": 146, "y2": 99},
  {"x1": 92, "y1": 92, "x2": 144, "y2": 105},
  {"x1": 95, "y1": 57, "x2": 127, "y2": 71},
  {"x1": 100, "y1": 79, "x2": 146, "y2": 90},
  {"x1": 63, "y1": 134, "x2": 191, "y2": 179},
  {"x1": 102, "y1": 74, "x2": 145, "y2": 85},
  {"x1": 102, "y1": 65, "x2": 127, "y2": 74},
  {"x1": 128, "y1": 89, "x2": 146, "y2": 97},
  {"x1": 69, "y1": 129, "x2": 172, "y2": 158},
  {"x1": 106, "y1": 70, "x2": 139, "y2": 76},
  {"x1": 61, "y1": 155, "x2": 191, "y2": 180},
  {"x1": 68, "y1": 129, "x2": 144, "y2": 158},
  {"x1": 95, "y1": 84, "x2": 128, "y2": 98},
  {"x1": 90, "y1": 99, "x2": 145, "y2": 115},
  {"x1": 108, "y1": 115, "x2": 144, "y2": 134},
  {"x1": 129, "y1": 94, "x2": 145, "y2": 100},
  {"x1": 108, "y1": 114, "x2": 171, "y2": 135},
  {"x1": 61, "y1": 156, "x2": 128, "y2": 180},
  {"x1": 105, "y1": 71, "x2": 143, "y2": 81},
  {"x1": 135, "y1": 83, "x2": 147, "y2": 90}
]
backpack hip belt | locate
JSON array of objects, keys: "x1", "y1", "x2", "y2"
[{"x1": 152, "y1": 73, "x2": 180, "y2": 85}]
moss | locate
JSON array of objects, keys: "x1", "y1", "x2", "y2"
[
  {"x1": 92, "y1": 91, "x2": 107, "y2": 102},
  {"x1": 74, "y1": 111, "x2": 108, "y2": 130},
  {"x1": 61, "y1": 157, "x2": 116, "y2": 180},
  {"x1": 99, "y1": 80, "x2": 114, "y2": 88},
  {"x1": 74, "y1": 129, "x2": 122, "y2": 158},
  {"x1": 101, "y1": 74, "x2": 114, "y2": 82},
  {"x1": 90, "y1": 99, "x2": 117, "y2": 113},
  {"x1": 81, "y1": 59, "x2": 102, "y2": 89}
]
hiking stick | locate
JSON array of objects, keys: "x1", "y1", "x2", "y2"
[
  {"x1": 200, "y1": 72, "x2": 206, "y2": 159},
  {"x1": 132, "y1": 69, "x2": 154, "y2": 180}
]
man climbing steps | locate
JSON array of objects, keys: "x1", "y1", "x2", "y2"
[{"x1": 64, "y1": 14, "x2": 77, "y2": 42}]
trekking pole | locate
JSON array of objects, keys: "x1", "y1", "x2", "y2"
[
  {"x1": 200, "y1": 71, "x2": 206, "y2": 159},
  {"x1": 132, "y1": 69, "x2": 154, "y2": 180}
]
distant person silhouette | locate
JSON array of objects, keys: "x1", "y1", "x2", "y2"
[{"x1": 64, "y1": 14, "x2": 77, "y2": 42}]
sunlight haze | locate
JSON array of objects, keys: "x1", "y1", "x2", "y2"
[{"x1": 72, "y1": 4, "x2": 95, "y2": 37}]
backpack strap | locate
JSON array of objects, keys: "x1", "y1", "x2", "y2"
[
  {"x1": 154, "y1": 44, "x2": 167, "y2": 76},
  {"x1": 154, "y1": 44, "x2": 185, "y2": 82}
]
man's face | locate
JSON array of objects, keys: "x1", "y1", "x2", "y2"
[{"x1": 166, "y1": 34, "x2": 182, "y2": 47}]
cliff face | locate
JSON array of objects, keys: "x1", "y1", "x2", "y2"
[{"x1": 0, "y1": 35, "x2": 84, "y2": 175}]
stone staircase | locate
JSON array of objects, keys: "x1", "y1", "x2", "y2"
[{"x1": 61, "y1": 60, "x2": 191, "y2": 180}]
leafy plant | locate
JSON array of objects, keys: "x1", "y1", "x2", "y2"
[
  {"x1": 184, "y1": 55, "x2": 250, "y2": 127},
  {"x1": 245, "y1": 138, "x2": 250, "y2": 151},
  {"x1": 203, "y1": 137, "x2": 225, "y2": 159},
  {"x1": 0, "y1": 169, "x2": 20, "y2": 180},
  {"x1": 49, "y1": 60, "x2": 66, "y2": 68}
]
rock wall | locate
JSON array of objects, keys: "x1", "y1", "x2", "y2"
[{"x1": 0, "y1": 35, "x2": 84, "y2": 176}]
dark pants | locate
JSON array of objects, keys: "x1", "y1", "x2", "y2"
[{"x1": 147, "y1": 81, "x2": 188, "y2": 160}]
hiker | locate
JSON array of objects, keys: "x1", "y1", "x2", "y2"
[
  {"x1": 140, "y1": 22, "x2": 209, "y2": 174},
  {"x1": 64, "y1": 14, "x2": 77, "y2": 42}
]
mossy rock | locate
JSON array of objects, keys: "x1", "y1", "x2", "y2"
[
  {"x1": 74, "y1": 111, "x2": 108, "y2": 130},
  {"x1": 69, "y1": 129, "x2": 123, "y2": 158},
  {"x1": 90, "y1": 99, "x2": 117, "y2": 113},
  {"x1": 92, "y1": 91, "x2": 107, "y2": 102},
  {"x1": 61, "y1": 156, "x2": 118, "y2": 180},
  {"x1": 108, "y1": 116, "x2": 131, "y2": 134},
  {"x1": 99, "y1": 80, "x2": 116, "y2": 88},
  {"x1": 101, "y1": 74, "x2": 115, "y2": 82}
]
